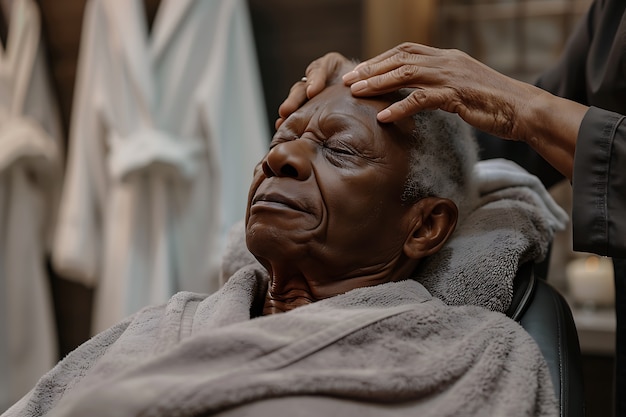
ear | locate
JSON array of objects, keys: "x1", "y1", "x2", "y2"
[{"x1": 403, "y1": 197, "x2": 458, "y2": 260}]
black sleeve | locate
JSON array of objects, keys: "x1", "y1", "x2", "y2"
[{"x1": 572, "y1": 107, "x2": 626, "y2": 258}]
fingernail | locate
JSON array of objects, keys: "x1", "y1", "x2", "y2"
[
  {"x1": 351, "y1": 80, "x2": 367, "y2": 93},
  {"x1": 377, "y1": 109, "x2": 391, "y2": 122},
  {"x1": 342, "y1": 71, "x2": 359, "y2": 84}
]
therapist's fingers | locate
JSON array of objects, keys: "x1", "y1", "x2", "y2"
[
  {"x1": 375, "y1": 86, "x2": 516, "y2": 138},
  {"x1": 348, "y1": 54, "x2": 453, "y2": 97},
  {"x1": 376, "y1": 79, "x2": 534, "y2": 144},
  {"x1": 358, "y1": 43, "x2": 441, "y2": 69},
  {"x1": 277, "y1": 52, "x2": 354, "y2": 128},
  {"x1": 303, "y1": 53, "x2": 349, "y2": 98},
  {"x1": 375, "y1": 87, "x2": 448, "y2": 123},
  {"x1": 350, "y1": 64, "x2": 445, "y2": 98},
  {"x1": 343, "y1": 43, "x2": 441, "y2": 85},
  {"x1": 341, "y1": 45, "x2": 521, "y2": 133}
]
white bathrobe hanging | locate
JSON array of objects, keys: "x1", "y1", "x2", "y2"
[
  {"x1": 52, "y1": 0, "x2": 268, "y2": 334},
  {"x1": 0, "y1": 0, "x2": 62, "y2": 411}
]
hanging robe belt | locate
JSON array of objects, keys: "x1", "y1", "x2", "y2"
[
  {"x1": 0, "y1": 112, "x2": 59, "y2": 176},
  {"x1": 107, "y1": 128, "x2": 204, "y2": 182}
]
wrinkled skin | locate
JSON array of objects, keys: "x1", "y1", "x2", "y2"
[
  {"x1": 277, "y1": 43, "x2": 588, "y2": 180},
  {"x1": 247, "y1": 83, "x2": 458, "y2": 315}
]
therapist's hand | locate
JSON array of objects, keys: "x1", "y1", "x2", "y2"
[
  {"x1": 278, "y1": 43, "x2": 587, "y2": 179},
  {"x1": 346, "y1": 42, "x2": 589, "y2": 179},
  {"x1": 342, "y1": 42, "x2": 547, "y2": 142},
  {"x1": 277, "y1": 45, "x2": 540, "y2": 141}
]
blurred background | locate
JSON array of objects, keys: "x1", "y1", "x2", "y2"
[{"x1": 2, "y1": 0, "x2": 614, "y2": 415}]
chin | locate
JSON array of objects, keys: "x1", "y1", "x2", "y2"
[
  {"x1": 245, "y1": 219, "x2": 316, "y2": 263},
  {"x1": 246, "y1": 220, "x2": 290, "y2": 258}
]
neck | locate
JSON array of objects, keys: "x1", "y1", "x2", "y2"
[
  {"x1": 262, "y1": 263, "x2": 314, "y2": 315},
  {"x1": 261, "y1": 255, "x2": 420, "y2": 315}
]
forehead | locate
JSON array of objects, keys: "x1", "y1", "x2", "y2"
[
  {"x1": 298, "y1": 84, "x2": 382, "y2": 127},
  {"x1": 281, "y1": 84, "x2": 414, "y2": 144},
  {"x1": 316, "y1": 84, "x2": 385, "y2": 119}
]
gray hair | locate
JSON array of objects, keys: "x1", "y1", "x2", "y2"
[
  {"x1": 401, "y1": 108, "x2": 478, "y2": 222},
  {"x1": 329, "y1": 72, "x2": 478, "y2": 220}
]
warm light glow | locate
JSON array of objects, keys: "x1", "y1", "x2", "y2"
[
  {"x1": 566, "y1": 255, "x2": 615, "y2": 307},
  {"x1": 584, "y1": 256, "x2": 600, "y2": 271}
]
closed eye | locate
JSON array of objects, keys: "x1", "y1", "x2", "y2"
[
  {"x1": 324, "y1": 138, "x2": 358, "y2": 155},
  {"x1": 325, "y1": 145, "x2": 354, "y2": 155},
  {"x1": 322, "y1": 140, "x2": 361, "y2": 167}
]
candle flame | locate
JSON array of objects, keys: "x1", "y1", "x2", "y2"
[{"x1": 584, "y1": 256, "x2": 600, "y2": 272}]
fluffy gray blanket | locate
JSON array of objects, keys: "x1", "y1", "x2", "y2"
[
  {"x1": 3, "y1": 159, "x2": 563, "y2": 417},
  {"x1": 8, "y1": 269, "x2": 556, "y2": 417}
]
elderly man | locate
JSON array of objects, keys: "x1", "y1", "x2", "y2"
[
  {"x1": 3, "y1": 73, "x2": 559, "y2": 417},
  {"x1": 248, "y1": 81, "x2": 475, "y2": 316}
]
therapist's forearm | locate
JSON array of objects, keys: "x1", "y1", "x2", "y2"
[{"x1": 520, "y1": 89, "x2": 588, "y2": 181}]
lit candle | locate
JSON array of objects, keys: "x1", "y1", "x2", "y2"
[{"x1": 566, "y1": 256, "x2": 615, "y2": 308}]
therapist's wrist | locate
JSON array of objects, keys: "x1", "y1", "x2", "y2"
[{"x1": 521, "y1": 89, "x2": 587, "y2": 180}]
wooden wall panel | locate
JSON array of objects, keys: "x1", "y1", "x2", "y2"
[
  {"x1": 363, "y1": 0, "x2": 438, "y2": 57},
  {"x1": 248, "y1": 0, "x2": 363, "y2": 133}
]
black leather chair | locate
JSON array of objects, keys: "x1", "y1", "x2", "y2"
[{"x1": 507, "y1": 261, "x2": 585, "y2": 417}]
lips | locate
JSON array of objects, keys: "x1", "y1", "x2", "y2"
[{"x1": 252, "y1": 192, "x2": 309, "y2": 213}]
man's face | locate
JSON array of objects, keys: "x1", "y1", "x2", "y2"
[{"x1": 246, "y1": 84, "x2": 417, "y2": 309}]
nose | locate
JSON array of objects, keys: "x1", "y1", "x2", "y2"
[{"x1": 262, "y1": 139, "x2": 313, "y2": 180}]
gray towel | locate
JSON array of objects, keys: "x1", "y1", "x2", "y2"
[
  {"x1": 7, "y1": 269, "x2": 556, "y2": 417},
  {"x1": 417, "y1": 158, "x2": 568, "y2": 312}
]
